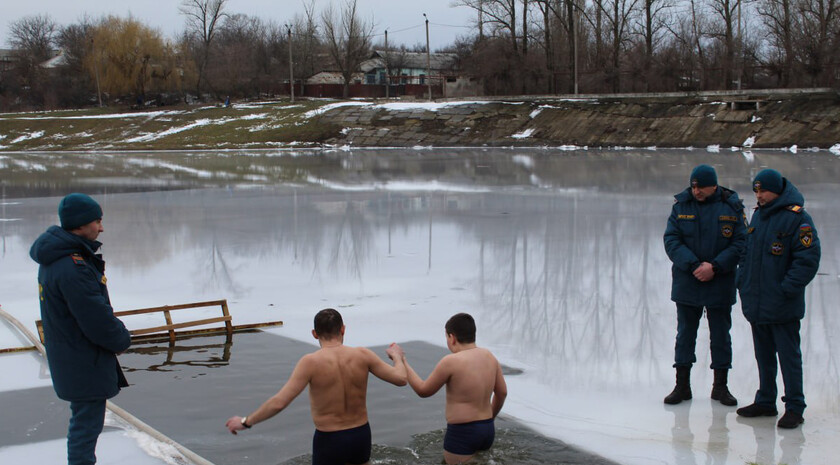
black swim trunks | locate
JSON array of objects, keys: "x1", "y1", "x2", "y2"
[
  {"x1": 311, "y1": 422, "x2": 371, "y2": 465},
  {"x1": 443, "y1": 418, "x2": 495, "y2": 455}
]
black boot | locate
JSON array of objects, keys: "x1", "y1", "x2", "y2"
[
  {"x1": 664, "y1": 366, "x2": 692, "y2": 404},
  {"x1": 711, "y1": 369, "x2": 738, "y2": 406}
]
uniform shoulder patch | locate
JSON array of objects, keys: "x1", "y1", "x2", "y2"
[
  {"x1": 787, "y1": 205, "x2": 803, "y2": 213},
  {"x1": 70, "y1": 253, "x2": 85, "y2": 265},
  {"x1": 799, "y1": 223, "x2": 814, "y2": 247}
]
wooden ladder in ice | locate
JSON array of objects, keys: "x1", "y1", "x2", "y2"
[{"x1": 35, "y1": 299, "x2": 282, "y2": 345}]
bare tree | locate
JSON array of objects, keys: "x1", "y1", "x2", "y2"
[
  {"x1": 596, "y1": 0, "x2": 642, "y2": 91},
  {"x1": 8, "y1": 14, "x2": 57, "y2": 108},
  {"x1": 321, "y1": 0, "x2": 374, "y2": 98},
  {"x1": 180, "y1": 0, "x2": 228, "y2": 97},
  {"x1": 456, "y1": 0, "x2": 520, "y2": 53},
  {"x1": 706, "y1": 0, "x2": 742, "y2": 88},
  {"x1": 757, "y1": 0, "x2": 795, "y2": 86},
  {"x1": 796, "y1": 0, "x2": 840, "y2": 86},
  {"x1": 9, "y1": 14, "x2": 57, "y2": 63},
  {"x1": 292, "y1": 0, "x2": 323, "y2": 88},
  {"x1": 533, "y1": 0, "x2": 556, "y2": 92},
  {"x1": 635, "y1": 0, "x2": 674, "y2": 90}
]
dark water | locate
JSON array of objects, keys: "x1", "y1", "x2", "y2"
[{"x1": 116, "y1": 332, "x2": 616, "y2": 465}]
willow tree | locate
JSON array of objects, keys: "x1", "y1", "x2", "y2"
[{"x1": 85, "y1": 16, "x2": 170, "y2": 102}]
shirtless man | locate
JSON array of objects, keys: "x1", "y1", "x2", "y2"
[
  {"x1": 397, "y1": 313, "x2": 507, "y2": 464},
  {"x1": 225, "y1": 308, "x2": 407, "y2": 465}
]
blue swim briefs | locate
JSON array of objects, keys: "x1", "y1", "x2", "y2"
[
  {"x1": 312, "y1": 422, "x2": 371, "y2": 465},
  {"x1": 443, "y1": 418, "x2": 495, "y2": 455}
]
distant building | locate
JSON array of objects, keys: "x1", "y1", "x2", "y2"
[
  {"x1": 360, "y1": 50, "x2": 481, "y2": 97},
  {"x1": 360, "y1": 50, "x2": 457, "y2": 86},
  {"x1": 39, "y1": 50, "x2": 68, "y2": 69},
  {"x1": 305, "y1": 71, "x2": 365, "y2": 86},
  {"x1": 300, "y1": 50, "x2": 481, "y2": 99},
  {"x1": 0, "y1": 49, "x2": 18, "y2": 73}
]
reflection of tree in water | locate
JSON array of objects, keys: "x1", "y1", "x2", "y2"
[
  {"x1": 202, "y1": 238, "x2": 245, "y2": 296},
  {"x1": 326, "y1": 200, "x2": 374, "y2": 281},
  {"x1": 471, "y1": 192, "x2": 673, "y2": 389}
]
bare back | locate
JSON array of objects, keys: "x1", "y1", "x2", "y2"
[
  {"x1": 305, "y1": 345, "x2": 374, "y2": 431},
  {"x1": 443, "y1": 348, "x2": 502, "y2": 424}
]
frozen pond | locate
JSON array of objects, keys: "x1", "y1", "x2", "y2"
[{"x1": 1, "y1": 148, "x2": 839, "y2": 464}]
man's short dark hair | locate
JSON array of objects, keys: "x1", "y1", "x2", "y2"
[
  {"x1": 314, "y1": 308, "x2": 343, "y2": 338},
  {"x1": 445, "y1": 313, "x2": 476, "y2": 344}
]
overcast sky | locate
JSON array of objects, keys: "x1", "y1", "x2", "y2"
[{"x1": 2, "y1": 0, "x2": 477, "y2": 50}]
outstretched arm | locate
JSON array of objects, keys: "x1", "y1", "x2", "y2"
[
  {"x1": 225, "y1": 356, "x2": 312, "y2": 434},
  {"x1": 404, "y1": 355, "x2": 449, "y2": 398},
  {"x1": 367, "y1": 344, "x2": 407, "y2": 386}
]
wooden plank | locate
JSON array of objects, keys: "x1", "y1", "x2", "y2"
[
  {"x1": 0, "y1": 346, "x2": 38, "y2": 354},
  {"x1": 163, "y1": 310, "x2": 175, "y2": 344},
  {"x1": 115, "y1": 300, "x2": 227, "y2": 317},
  {"x1": 129, "y1": 321, "x2": 284, "y2": 344},
  {"x1": 129, "y1": 316, "x2": 232, "y2": 336}
]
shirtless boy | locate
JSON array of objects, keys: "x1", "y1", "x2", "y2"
[
  {"x1": 397, "y1": 313, "x2": 508, "y2": 464},
  {"x1": 225, "y1": 308, "x2": 407, "y2": 465}
]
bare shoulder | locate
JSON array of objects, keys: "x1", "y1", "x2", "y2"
[
  {"x1": 353, "y1": 346, "x2": 379, "y2": 362},
  {"x1": 297, "y1": 352, "x2": 318, "y2": 367}
]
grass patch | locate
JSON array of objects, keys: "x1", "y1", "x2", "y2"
[{"x1": 0, "y1": 100, "x2": 341, "y2": 151}]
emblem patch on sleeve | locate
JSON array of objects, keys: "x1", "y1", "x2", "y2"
[
  {"x1": 771, "y1": 242, "x2": 784, "y2": 255},
  {"x1": 721, "y1": 224, "x2": 734, "y2": 238},
  {"x1": 800, "y1": 224, "x2": 813, "y2": 247},
  {"x1": 70, "y1": 254, "x2": 85, "y2": 265},
  {"x1": 100, "y1": 276, "x2": 108, "y2": 285}
]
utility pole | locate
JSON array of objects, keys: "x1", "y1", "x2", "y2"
[
  {"x1": 385, "y1": 29, "x2": 389, "y2": 99},
  {"x1": 90, "y1": 38, "x2": 103, "y2": 107},
  {"x1": 287, "y1": 25, "x2": 295, "y2": 102},
  {"x1": 736, "y1": 1, "x2": 742, "y2": 90},
  {"x1": 573, "y1": 2, "x2": 579, "y2": 95},
  {"x1": 424, "y1": 13, "x2": 432, "y2": 101}
]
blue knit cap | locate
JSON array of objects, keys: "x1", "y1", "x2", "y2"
[
  {"x1": 690, "y1": 164, "x2": 717, "y2": 188},
  {"x1": 753, "y1": 169, "x2": 784, "y2": 194},
  {"x1": 59, "y1": 193, "x2": 102, "y2": 230}
]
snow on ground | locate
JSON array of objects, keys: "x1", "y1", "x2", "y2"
[
  {"x1": 123, "y1": 119, "x2": 214, "y2": 143},
  {"x1": 511, "y1": 128, "x2": 536, "y2": 139},
  {"x1": 0, "y1": 411, "x2": 191, "y2": 465},
  {"x1": 301, "y1": 100, "x2": 506, "y2": 119},
  {"x1": 10, "y1": 131, "x2": 44, "y2": 144},
  {"x1": 1, "y1": 110, "x2": 183, "y2": 120}
]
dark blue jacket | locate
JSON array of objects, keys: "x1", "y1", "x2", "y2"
[
  {"x1": 664, "y1": 186, "x2": 746, "y2": 307},
  {"x1": 30, "y1": 226, "x2": 131, "y2": 402},
  {"x1": 737, "y1": 180, "x2": 821, "y2": 324}
]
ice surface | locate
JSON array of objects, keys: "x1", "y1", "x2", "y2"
[{"x1": 2, "y1": 148, "x2": 839, "y2": 465}]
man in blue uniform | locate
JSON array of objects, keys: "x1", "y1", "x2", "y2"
[
  {"x1": 30, "y1": 193, "x2": 132, "y2": 465},
  {"x1": 736, "y1": 169, "x2": 820, "y2": 429},
  {"x1": 663, "y1": 165, "x2": 746, "y2": 406}
]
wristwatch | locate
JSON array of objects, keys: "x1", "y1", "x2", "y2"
[{"x1": 241, "y1": 416, "x2": 252, "y2": 428}]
